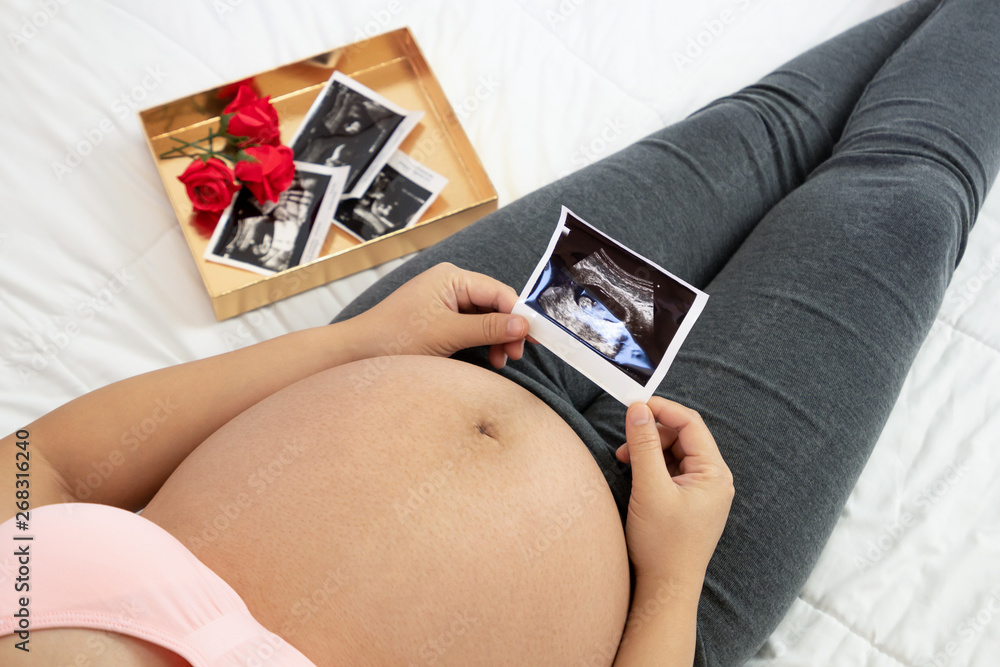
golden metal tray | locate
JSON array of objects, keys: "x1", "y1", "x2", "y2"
[{"x1": 140, "y1": 28, "x2": 497, "y2": 320}]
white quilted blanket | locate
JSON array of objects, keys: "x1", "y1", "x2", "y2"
[{"x1": 1, "y1": 1, "x2": 997, "y2": 664}]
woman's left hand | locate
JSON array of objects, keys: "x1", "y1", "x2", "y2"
[{"x1": 345, "y1": 262, "x2": 532, "y2": 368}]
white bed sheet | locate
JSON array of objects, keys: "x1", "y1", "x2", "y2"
[{"x1": 1, "y1": 1, "x2": 997, "y2": 664}]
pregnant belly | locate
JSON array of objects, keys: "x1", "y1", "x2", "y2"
[{"x1": 141, "y1": 355, "x2": 630, "y2": 667}]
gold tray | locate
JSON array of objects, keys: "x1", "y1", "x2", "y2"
[{"x1": 140, "y1": 28, "x2": 497, "y2": 320}]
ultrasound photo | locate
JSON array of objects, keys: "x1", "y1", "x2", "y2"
[
  {"x1": 523, "y1": 211, "x2": 700, "y2": 386},
  {"x1": 205, "y1": 163, "x2": 347, "y2": 276},
  {"x1": 289, "y1": 72, "x2": 422, "y2": 199},
  {"x1": 333, "y1": 151, "x2": 447, "y2": 242}
]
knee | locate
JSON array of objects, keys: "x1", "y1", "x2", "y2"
[
  {"x1": 832, "y1": 115, "x2": 991, "y2": 252},
  {"x1": 814, "y1": 148, "x2": 974, "y2": 268}
]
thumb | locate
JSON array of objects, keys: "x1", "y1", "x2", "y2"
[
  {"x1": 452, "y1": 312, "x2": 528, "y2": 349},
  {"x1": 625, "y1": 403, "x2": 668, "y2": 491}
]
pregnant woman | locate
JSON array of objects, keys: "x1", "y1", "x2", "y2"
[{"x1": 3, "y1": 0, "x2": 998, "y2": 664}]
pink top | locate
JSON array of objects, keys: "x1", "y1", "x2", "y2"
[{"x1": 0, "y1": 502, "x2": 317, "y2": 666}]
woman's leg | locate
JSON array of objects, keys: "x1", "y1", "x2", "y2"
[
  {"x1": 583, "y1": 0, "x2": 1000, "y2": 663},
  {"x1": 334, "y1": 0, "x2": 938, "y2": 462}
]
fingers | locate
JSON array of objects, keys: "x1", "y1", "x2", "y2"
[
  {"x1": 446, "y1": 312, "x2": 527, "y2": 366},
  {"x1": 502, "y1": 338, "x2": 525, "y2": 361},
  {"x1": 452, "y1": 267, "x2": 520, "y2": 315},
  {"x1": 624, "y1": 403, "x2": 671, "y2": 491},
  {"x1": 646, "y1": 397, "x2": 724, "y2": 466},
  {"x1": 615, "y1": 423, "x2": 678, "y2": 464},
  {"x1": 427, "y1": 264, "x2": 533, "y2": 365},
  {"x1": 620, "y1": 398, "x2": 729, "y2": 487},
  {"x1": 488, "y1": 344, "x2": 507, "y2": 369}
]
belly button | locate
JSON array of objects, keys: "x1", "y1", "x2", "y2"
[{"x1": 474, "y1": 420, "x2": 497, "y2": 440}]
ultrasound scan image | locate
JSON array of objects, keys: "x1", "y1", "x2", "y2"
[
  {"x1": 215, "y1": 171, "x2": 322, "y2": 273},
  {"x1": 291, "y1": 81, "x2": 404, "y2": 192},
  {"x1": 529, "y1": 254, "x2": 656, "y2": 383},
  {"x1": 334, "y1": 165, "x2": 431, "y2": 241},
  {"x1": 525, "y1": 215, "x2": 697, "y2": 385}
]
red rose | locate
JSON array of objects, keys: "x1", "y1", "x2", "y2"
[
  {"x1": 224, "y1": 85, "x2": 281, "y2": 147},
  {"x1": 177, "y1": 157, "x2": 239, "y2": 213},
  {"x1": 235, "y1": 145, "x2": 295, "y2": 204},
  {"x1": 217, "y1": 77, "x2": 261, "y2": 103}
]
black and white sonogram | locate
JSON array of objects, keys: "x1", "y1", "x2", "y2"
[
  {"x1": 333, "y1": 151, "x2": 448, "y2": 242},
  {"x1": 204, "y1": 163, "x2": 347, "y2": 276},
  {"x1": 288, "y1": 71, "x2": 422, "y2": 199},
  {"x1": 512, "y1": 207, "x2": 709, "y2": 406}
]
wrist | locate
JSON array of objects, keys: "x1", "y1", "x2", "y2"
[
  {"x1": 614, "y1": 572, "x2": 701, "y2": 666},
  {"x1": 633, "y1": 571, "x2": 704, "y2": 609},
  {"x1": 319, "y1": 318, "x2": 377, "y2": 367}
]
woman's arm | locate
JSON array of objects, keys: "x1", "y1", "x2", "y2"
[
  {"x1": 0, "y1": 263, "x2": 530, "y2": 517},
  {"x1": 3, "y1": 324, "x2": 370, "y2": 515},
  {"x1": 613, "y1": 576, "x2": 701, "y2": 665},
  {"x1": 612, "y1": 400, "x2": 735, "y2": 666}
]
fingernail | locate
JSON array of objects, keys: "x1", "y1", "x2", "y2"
[
  {"x1": 507, "y1": 317, "x2": 525, "y2": 337},
  {"x1": 630, "y1": 404, "x2": 651, "y2": 426}
]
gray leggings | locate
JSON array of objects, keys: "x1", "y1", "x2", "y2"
[{"x1": 334, "y1": 0, "x2": 1000, "y2": 663}]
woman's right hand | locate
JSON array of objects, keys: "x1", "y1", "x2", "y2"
[
  {"x1": 616, "y1": 397, "x2": 734, "y2": 589},
  {"x1": 344, "y1": 262, "x2": 531, "y2": 369}
]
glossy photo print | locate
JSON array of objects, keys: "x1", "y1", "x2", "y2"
[
  {"x1": 512, "y1": 207, "x2": 708, "y2": 406},
  {"x1": 204, "y1": 163, "x2": 348, "y2": 276},
  {"x1": 333, "y1": 150, "x2": 448, "y2": 242},
  {"x1": 289, "y1": 71, "x2": 423, "y2": 199}
]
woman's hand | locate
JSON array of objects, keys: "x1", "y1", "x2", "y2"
[
  {"x1": 346, "y1": 262, "x2": 532, "y2": 368},
  {"x1": 616, "y1": 397, "x2": 734, "y2": 589}
]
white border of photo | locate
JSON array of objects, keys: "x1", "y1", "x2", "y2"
[
  {"x1": 203, "y1": 162, "x2": 349, "y2": 276},
  {"x1": 332, "y1": 150, "x2": 449, "y2": 242},
  {"x1": 289, "y1": 71, "x2": 424, "y2": 200},
  {"x1": 512, "y1": 206, "x2": 709, "y2": 406}
]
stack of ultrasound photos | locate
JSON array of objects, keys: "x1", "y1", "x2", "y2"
[
  {"x1": 205, "y1": 71, "x2": 447, "y2": 276},
  {"x1": 291, "y1": 71, "x2": 447, "y2": 244}
]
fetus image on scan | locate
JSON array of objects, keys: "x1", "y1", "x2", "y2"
[
  {"x1": 525, "y1": 215, "x2": 696, "y2": 385},
  {"x1": 214, "y1": 171, "x2": 323, "y2": 273}
]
